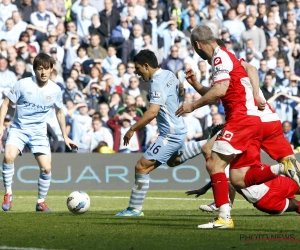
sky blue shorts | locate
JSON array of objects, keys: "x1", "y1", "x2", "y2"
[
  {"x1": 5, "y1": 128, "x2": 51, "y2": 156},
  {"x1": 143, "y1": 133, "x2": 186, "y2": 164}
]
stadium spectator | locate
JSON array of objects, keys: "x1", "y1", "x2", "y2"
[
  {"x1": 222, "y1": 8, "x2": 245, "y2": 42},
  {"x1": 12, "y1": 11, "x2": 28, "y2": 39},
  {"x1": 161, "y1": 45, "x2": 184, "y2": 74},
  {"x1": 123, "y1": 76, "x2": 148, "y2": 101},
  {"x1": 45, "y1": 0, "x2": 66, "y2": 22},
  {"x1": 86, "y1": 82, "x2": 109, "y2": 115},
  {"x1": 157, "y1": 18, "x2": 186, "y2": 60},
  {"x1": 63, "y1": 33, "x2": 81, "y2": 75},
  {"x1": 15, "y1": 59, "x2": 32, "y2": 80},
  {"x1": 283, "y1": 121, "x2": 294, "y2": 144},
  {"x1": 268, "y1": 36, "x2": 289, "y2": 65},
  {"x1": 88, "y1": 14, "x2": 106, "y2": 47},
  {"x1": 280, "y1": 10, "x2": 300, "y2": 37},
  {"x1": 87, "y1": 33, "x2": 107, "y2": 60},
  {"x1": 0, "y1": 57, "x2": 17, "y2": 105},
  {"x1": 244, "y1": 48, "x2": 260, "y2": 69},
  {"x1": 0, "y1": 18, "x2": 19, "y2": 45},
  {"x1": 258, "y1": 59, "x2": 268, "y2": 84},
  {"x1": 240, "y1": 16, "x2": 266, "y2": 53},
  {"x1": 274, "y1": 57, "x2": 286, "y2": 81},
  {"x1": 48, "y1": 30, "x2": 64, "y2": 64},
  {"x1": 81, "y1": 117, "x2": 113, "y2": 152},
  {"x1": 17, "y1": 0, "x2": 37, "y2": 24},
  {"x1": 122, "y1": 0, "x2": 147, "y2": 22},
  {"x1": 25, "y1": 51, "x2": 37, "y2": 74},
  {"x1": 63, "y1": 77, "x2": 84, "y2": 104},
  {"x1": 71, "y1": 0, "x2": 98, "y2": 38},
  {"x1": 261, "y1": 73, "x2": 275, "y2": 101},
  {"x1": 98, "y1": 102, "x2": 110, "y2": 126},
  {"x1": 30, "y1": 0, "x2": 58, "y2": 30},
  {"x1": 264, "y1": 45, "x2": 277, "y2": 69},
  {"x1": 183, "y1": 15, "x2": 198, "y2": 39},
  {"x1": 101, "y1": 45, "x2": 122, "y2": 78},
  {"x1": 99, "y1": 0, "x2": 121, "y2": 47},
  {"x1": 282, "y1": 66, "x2": 292, "y2": 87},
  {"x1": 107, "y1": 112, "x2": 141, "y2": 153},
  {"x1": 182, "y1": 112, "x2": 203, "y2": 142},
  {"x1": 200, "y1": 5, "x2": 222, "y2": 37},
  {"x1": 68, "y1": 102, "x2": 92, "y2": 152},
  {"x1": 108, "y1": 92, "x2": 123, "y2": 118},
  {"x1": 121, "y1": 23, "x2": 144, "y2": 65},
  {"x1": 0, "y1": 0, "x2": 18, "y2": 24}
]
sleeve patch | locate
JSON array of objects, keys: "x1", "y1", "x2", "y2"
[{"x1": 151, "y1": 91, "x2": 161, "y2": 99}]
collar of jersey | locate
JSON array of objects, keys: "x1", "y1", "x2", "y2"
[{"x1": 151, "y1": 68, "x2": 163, "y2": 80}]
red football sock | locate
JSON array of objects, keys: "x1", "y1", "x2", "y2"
[
  {"x1": 244, "y1": 164, "x2": 277, "y2": 187},
  {"x1": 297, "y1": 201, "x2": 300, "y2": 214},
  {"x1": 211, "y1": 172, "x2": 229, "y2": 208}
]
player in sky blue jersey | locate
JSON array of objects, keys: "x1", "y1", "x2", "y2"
[
  {"x1": 0, "y1": 53, "x2": 78, "y2": 212},
  {"x1": 116, "y1": 50, "x2": 205, "y2": 216}
]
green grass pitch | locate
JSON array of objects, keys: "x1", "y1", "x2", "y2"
[{"x1": 0, "y1": 190, "x2": 299, "y2": 250}]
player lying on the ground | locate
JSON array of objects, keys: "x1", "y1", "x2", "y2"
[
  {"x1": 186, "y1": 125, "x2": 300, "y2": 215},
  {"x1": 0, "y1": 53, "x2": 78, "y2": 212},
  {"x1": 115, "y1": 50, "x2": 205, "y2": 217}
]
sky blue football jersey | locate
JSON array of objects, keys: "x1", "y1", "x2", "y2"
[
  {"x1": 6, "y1": 76, "x2": 63, "y2": 133},
  {"x1": 149, "y1": 69, "x2": 187, "y2": 136}
]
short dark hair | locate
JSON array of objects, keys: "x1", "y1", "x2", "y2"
[
  {"x1": 133, "y1": 49, "x2": 158, "y2": 68},
  {"x1": 92, "y1": 117, "x2": 102, "y2": 123},
  {"x1": 33, "y1": 53, "x2": 55, "y2": 70},
  {"x1": 77, "y1": 45, "x2": 87, "y2": 54},
  {"x1": 107, "y1": 44, "x2": 116, "y2": 50}
]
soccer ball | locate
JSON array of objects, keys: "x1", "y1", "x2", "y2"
[{"x1": 66, "y1": 191, "x2": 90, "y2": 214}]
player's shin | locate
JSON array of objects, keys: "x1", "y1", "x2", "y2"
[
  {"x1": 180, "y1": 141, "x2": 205, "y2": 164},
  {"x1": 128, "y1": 173, "x2": 149, "y2": 211},
  {"x1": 38, "y1": 172, "x2": 51, "y2": 203},
  {"x1": 2, "y1": 162, "x2": 14, "y2": 194},
  {"x1": 211, "y1": 172, "x2": 231, "y2": 221},
  {"x1": 244, "y1": 164, "x2": 277, "y2": 187}
]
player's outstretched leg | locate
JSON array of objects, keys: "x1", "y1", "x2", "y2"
[
  {"x1": 179, "y1": 141, "x2": 205, "y2": 164},
  {"x1": 2, "y1": 161, "x2": 14, "y2": 211},
  {"x1": 36, "y1": 172, "x2": 52, "y2": 212}
]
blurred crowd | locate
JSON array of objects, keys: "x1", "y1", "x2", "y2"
[{"x1": 0, "y1": 0, "x2": 300, "y2": 153}]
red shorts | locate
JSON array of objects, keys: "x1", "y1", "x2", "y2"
[
  {"x1": 261, "y1": 120, "x2": 294, "y2": 160},
  {"x1": 213, "y1": 115, "x2": 262, "y2": 169},
  {"x1": 254, "y1": 176, "x2": 299, "y2": 214}
]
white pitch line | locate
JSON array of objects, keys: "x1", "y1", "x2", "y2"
[
  {"x1": 16, "y1": 196, "x2": 246, "y2": 202},
  {"x1": 0, "y1": 247, "x2": 66, "y2": 250}
]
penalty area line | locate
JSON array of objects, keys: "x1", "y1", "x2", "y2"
[{"x1": 16, "y1": 196, "x2": 246, "y2": 202}]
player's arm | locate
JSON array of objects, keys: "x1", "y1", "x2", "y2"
[
  {"x1": 123, "y1": 103, "x2": 160, "y2": 146},
  {"x1": 185, "y1": 68, "x2": 211, "y2": 96},
  {"x1": 241, "y1": 60, "x2": 265, "y2": 111},
  {"x1": 0, "y1": 97, "x2": 11, "y2": 139},
  {"x1": 176, "y1": 80, "x2": 229, "y2": 117},
  {"x1": 55, "y1": 107, "x2": 79, "y2": 150}
]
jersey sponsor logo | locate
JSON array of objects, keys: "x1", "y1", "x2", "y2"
[
  {"x1": 222, "y1": 130, "x2": 233, "y2": 141},
  {"x1": 214, "y1": 57, "x2": 222, "y2": 66},
  {"x1": 151, "y1": 91, "x2": 161, "y2": 100},
  {"x1": 23, "y1": 101, "x2": 52, "y2": 111},
  {"x1": 214, "y1": 69, "x2": 229, "y2": 76}
]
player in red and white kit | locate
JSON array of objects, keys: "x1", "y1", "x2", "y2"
[{"x1": 175, "y1": 25, "x2": 300, "y2": 229}]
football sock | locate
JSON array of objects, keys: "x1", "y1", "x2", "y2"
[
  {"x1": 244, "y1": 164, "x2": 277, "y2": 187},
  {"x1": 270, "y1": 162, "x2": 286, "y2": 175},
  {"x1": 2, "y1": 162, "x2": 14, "y2": 194},
  {"x1": 180, "y1": 141, "x2": 205, "y2": 163},
  {"x1": 129, "y1": 173, "x2": 149, "y2": 211},
  {"x1": 211, "y1": 172, "x2": 230, "y2": 221},
  {"x1": 38, "y1": 172, "x2": 51, "y2": 203}
]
